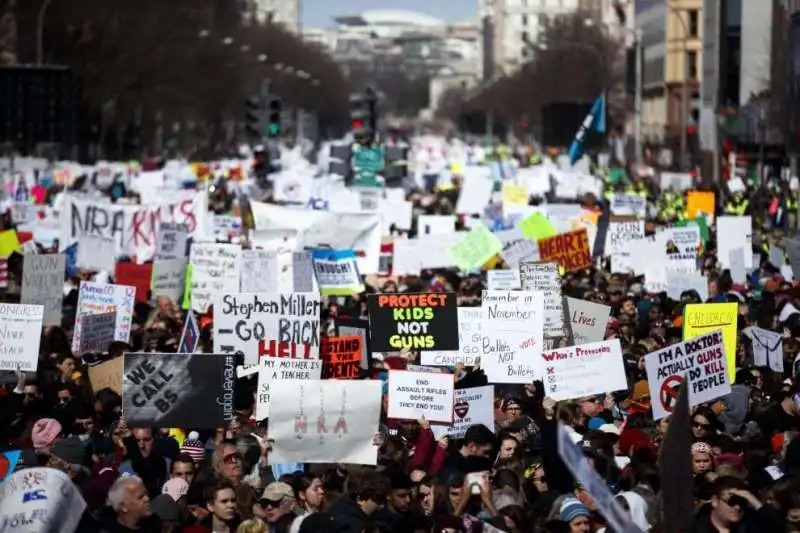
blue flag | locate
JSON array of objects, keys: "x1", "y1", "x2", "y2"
[
  {"x1": 568, "y1": 93, "x2": 606, "y2": 165},
  {"x1": 178, "y1": 310, "x2": 200, "y2": 353}
]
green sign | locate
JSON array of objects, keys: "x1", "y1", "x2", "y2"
[{"x1": 352, "y1": 146, "x2": 384, "y2": 188}]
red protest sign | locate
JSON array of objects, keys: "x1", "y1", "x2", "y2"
[
  {"x1": 321, "y1": 336, "x2": 362, "y2": 379},
  {"x1": 115, "y1": 262, "x2": 153, "y2": 304},
  {"x1": 537, "y1": 229, "x2": 592, "y2": 272}
]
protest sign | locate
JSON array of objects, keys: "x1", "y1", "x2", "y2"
[
  {"x1": 88, "y1": 356, "x2": 123, "y2": 394},
  {"x1": 115, "y1": 262, "x2": 153, "y2": 304},
  {"x1": 744, "y1": 327, "x2": 783, "y2": 372},
  {"x1": 683, "y1": 302, "x2": 738, "y2": 382},
  {"x1": 565, "y1": 296, "x2": 611, "y2": 345},
  {"x1": 541, "y1": 339, "x2": 627, "y2": 401},
  {"x1": 77, "y1": 234, "x2": 116, "y2": 272},
  {"x1": 431, "y1": 385, "x2": 494, "y2": 439},
  {"x1": 520, "y1": 262, "x2": 564, "y2": 337},
  {"x1": 449, "y1": 225, "x2": 503, "y2": 271},
  {"x1": 152, "y1": 259, "x2": 187, "y2": 301},
  {"x1": 0, "y1": 304, "x2": 44, "y2": 371},
  {"x1": 610, "y1": 194, "x2": 646, "y2": 217},
  {"x1": 123, "y1": 352, "x2": 235, "y2": 428},
  {"x1": 406, "y1": 364, "x2": 444, "y2": 373},
  {"x1": 312, "y1": 249, "x2": 364, "y2": 296},
  {"x1": 78, "y1": 311, "x2": 116, "y2": 355},
  {"x1": 72, "y1": 281, "x2": 136, "y2": 354},
  {"x1": 178, "y1": 311, "x2": 200, "y2": 354},
  {"x1": 644, "y1": 330, "x2": 730, "y2": 420},
  {"x1": 240, "y1": 250, "x2": 274, "y2": 293},
  {"x1": 487, "y1": 269, "x2": 521, "y2": 290},
  {"x1": 388, "y1": 370, "x2": 455, "y2": 423},
  {"x1": 214, "y1": 292, "x2": 322, "y2": 367},
  {"x1": 421, "y1": 307, "x2": 482, "y2": 367},
  {"x1": 605, "y1": 221, "x2": 644, "y2": 256},
  {"x1": 254, "y1": 357, "x2": 323, "y2": 420},
  {"x1": 268, "y1": 380, "x2": 382, "y2": 465},
  {"x1": 293, "y1": 251, "x2": 315, "y2": 292},
  {"x1": 21, "y1": 254, "x2": 64, "y2": 326},
  {"x1": 321, "y1": 336, "x2": 362, "y2": 379},
  {"x1": 659, "y1": 227, "x2": 700, "y2": 270},
  {"x1": 481, "y1": 290, "x2": 544, "y2": 383},
  {"x1": 336, "y1": 318, "x2": 371, "y2": 369},
  {"x1": 367, "y1": 292, "x2": 458, "y2": 352},
  {"x1": 537, "y1": 229, "x2": 592, "y2": 272},
  {"x1": 155, "y1": 222, "x2": 189, "y2": 260},
  {"x1": 557, "y1": 424, "x2": 643, "y2": 533},
  {"x1": 0, "y1": 467, "x2": 86, "y2": 533},
  {"x1": 189, "y1": 243, "x2": 241, "y2": 313},
  {"x1": 666, "y1": 271, "x2": 708, "y2": 302},
  {"x1": 61, "y1": 193, "x2": 207, "y2": 261}
]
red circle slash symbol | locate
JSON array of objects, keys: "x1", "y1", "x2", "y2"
[{"x1": 660, "y1": 375, "x2": 684, "y2": 414}]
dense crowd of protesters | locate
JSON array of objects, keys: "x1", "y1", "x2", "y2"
[{"x1": 3, "y1": 153, "x2": 800, "y2": 533}]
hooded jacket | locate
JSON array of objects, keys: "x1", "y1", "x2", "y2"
[{"x1": 329, "y1": 495, "x2": 371, "y2": 533}]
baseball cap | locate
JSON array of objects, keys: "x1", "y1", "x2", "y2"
[{"x1": 261, "y1": 482, "x2": 294, "y2": 503}]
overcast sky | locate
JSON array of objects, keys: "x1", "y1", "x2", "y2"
[{"x1": 301, "y1": 0, "x2": 476, "y2": 28}]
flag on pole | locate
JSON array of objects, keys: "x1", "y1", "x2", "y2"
[
  {"x1": 178, "y1": 310, "x2": 200, "y2": 354},
  {"x1": 568, "y1": 93, "x2": 606, "y2": 165}
]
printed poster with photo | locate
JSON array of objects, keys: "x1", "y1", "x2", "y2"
[
  {"x1": 367, "y1": 292, "x2": 458, "y2": 352},
  {"x1": 122, "y1": 352, "x2": 236, "y2": 428}
]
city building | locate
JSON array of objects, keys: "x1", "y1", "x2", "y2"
[
  {"x1": 245, "y1": 0, "x2": 301, "y2": 32},
  {"x1": 635, "y1": 0, "x2": 702, "y2": 144},
  {"x1": 478, "y1": 0, "x2": 581, "y2": 76},
  {"x1": 302, "y1": 10, "x2": 482, "y2": 114}
]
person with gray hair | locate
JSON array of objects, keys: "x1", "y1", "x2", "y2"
[{"x1": 101, "y1": 475, "x2": 160, "y2": 533}]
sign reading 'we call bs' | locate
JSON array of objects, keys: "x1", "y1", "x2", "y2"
[{"x1": 367, "y1": 293, "x2": 459, "y2": 352}]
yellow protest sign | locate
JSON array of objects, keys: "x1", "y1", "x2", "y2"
[
  {"x1": 450, "y1": 225, "x2": 503, "y2": 271},
  {"x1": 502, "y1": 183, "x2": 529, "y2": 207},
  {"x1": 182, "y1": 264, "x2": 193, "y2": 310},
  {"x1": 0, "y1": 230, "x2": 21, "y2": 257},
  {"x1": 683, "y1": 302, "x2": 738, "y2": 383},
  {"x1": 516, "y1": 212, "x2": 558, "y2": 241}
]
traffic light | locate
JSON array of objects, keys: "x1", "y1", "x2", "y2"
[
  {"x1": 267, "y1": 97, "x2": 281, "y2": 138},
  {"x1": 349, "y1": 88, "x2": 377, "y2": 142},
  {"x1": 245, "y1": 97, "x2": 262, "y2": 140}
]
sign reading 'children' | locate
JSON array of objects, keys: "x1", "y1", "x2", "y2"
[{"x1": 367, "y1": 292, "x2": 458, "y2": 352}]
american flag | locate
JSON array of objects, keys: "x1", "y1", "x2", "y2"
[{"x1": 178, "y1": 311, "x2": 200, "y2": 354}]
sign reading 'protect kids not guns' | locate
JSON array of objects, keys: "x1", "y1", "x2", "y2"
[
  {"x1": 367, "y1": 293, "x2": 459, "y2": 352},
  {"x1": 537, "y1": 229, "x2": 592, "y2": 272}
]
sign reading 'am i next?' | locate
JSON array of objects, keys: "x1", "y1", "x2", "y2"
[
  {"x1": 122, "y1": 352, "x2": 235, "y2": 428},
  {"x1": 367, "y1": 292, "x2": 458, "y2": 352}
]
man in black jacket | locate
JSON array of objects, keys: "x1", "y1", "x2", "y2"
[{"x1": 329, "y1": 471, "x2": 389, "y2": 533}]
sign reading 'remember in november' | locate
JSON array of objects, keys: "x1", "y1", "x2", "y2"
[
  {"x1": 214, "y1": 292, "x2": 323, "y2": 367},
  {"x1": 366, "y1": 292, "x2": 458, "y2": 352}
]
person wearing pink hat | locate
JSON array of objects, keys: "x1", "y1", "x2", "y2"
[{"x1": 31, "y1": 418, "x2": 62, "y2": 454}]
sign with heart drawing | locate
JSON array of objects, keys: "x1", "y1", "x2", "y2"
[{"x1": 432, "y1": 385, "x2": 495, "y2": 440}]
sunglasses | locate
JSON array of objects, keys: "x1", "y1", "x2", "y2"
[
  {"x1": 693, "y1": 421, "x2": 711, "y2": 430},
  {"x1": 261, "y1": 498, "x2": 284, "y2": 508},
  {"x1": 222, "y1": 452, "x2": 243, "y2": 464}
]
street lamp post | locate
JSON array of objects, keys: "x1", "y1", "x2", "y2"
[
  {"x1": 36, "y1": 0, "x2": 54, "y2": 65},
  {"x1": 669, "y1": 2, "x2": 691, "y2": 170}
]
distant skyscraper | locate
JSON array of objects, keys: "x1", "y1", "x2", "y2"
[{"x1": 248, "y1": 0, "x2": 301, "y2": 32}]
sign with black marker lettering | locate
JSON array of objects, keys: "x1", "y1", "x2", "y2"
[
  {"x1": 387, "y1": 370, "x2": 455, "y2": 423},
  {"x1": 366, "y1": 292, "x2": 458, "y2": 352},
  {"x1": 644, "y1": 329, "x2": 730, "y2": 420},
  {"x1": 122, "y1": 352, "x2": 235, "y2": 428},
  {"x1": 214, "y1": 292, "x2": 323, "y2": 367}
]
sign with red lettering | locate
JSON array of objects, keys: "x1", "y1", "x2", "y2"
[
  {"x1": 366, "y1": 292, "x2": 458, "y2": 352},
  {"x1": 536, "y1": 229, "x2": 592, "y2": 272},
  {"x1": 644, "y1": 329, "x2": 730, "y2": 420},
  {"x1": 540, "y1": 339, "x2": 626, "y2": 401},
  {"x1": 60, "y1": 193, "x2": 207, "y2": 262},
  {"x1": 213, "y1": 292, "x2": 323, "y2": 367},
  {"x1": 321, "y1": 336, "x2": 362, "y2": 379}
]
